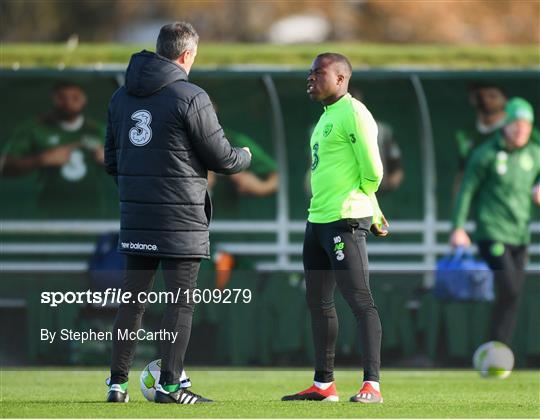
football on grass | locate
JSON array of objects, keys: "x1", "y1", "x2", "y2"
[
  {"x1": 473, "y1": 341, "x2": 514, "y2": 378},
  {"x1": 140, "y1": 359, "x2": 161, "y2": 401}
]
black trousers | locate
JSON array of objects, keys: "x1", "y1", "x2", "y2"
[
  {"x1": 478, "y1": 240, "x2": 527, "y2": 345},
  {"x1": 110, "y1": 255, "x2": 200, "y2": 385},
  {"x1": 303, "y1": 217, "x2": 382, "y2": 383}
]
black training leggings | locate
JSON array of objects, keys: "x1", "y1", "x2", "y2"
[
  {"x1": 110, "y1": 255, "x2": 200, "y2": 385},
  {"x1": 477, "y1": 241, "x2": 527, "y2": 346},
  {"x1": 303, "y1": 217, "x2": 382, "y2": 383}
]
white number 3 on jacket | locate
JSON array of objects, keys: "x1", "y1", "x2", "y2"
[{"x1": 129, "y1": 110, "x2": 153, "y2": 146}]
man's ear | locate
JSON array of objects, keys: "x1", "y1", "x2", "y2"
[
  {"x1": 336, "y1": 74, "x2": 345, "y2": 86},
  {"x1": 179, "y1": 49, "x2": 196, "y2": 65},
  {"x1": 178, "y1": 50, "x2": 189, "y2": 64}
]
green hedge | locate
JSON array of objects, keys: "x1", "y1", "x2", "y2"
[{"x1": 3, "y1": 43, "x2": 540, "y2": 68}]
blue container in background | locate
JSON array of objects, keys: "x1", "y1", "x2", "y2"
[{"x1": 434, "y1": 247, "x2": 495, "y2": 301}]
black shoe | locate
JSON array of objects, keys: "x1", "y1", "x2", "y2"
[
  {"x1": 107, "y1": 384, "x2": 129, "y2": 403},
  {"x1": 154, "y1": 385, "x2": 213, "y2": 404}
]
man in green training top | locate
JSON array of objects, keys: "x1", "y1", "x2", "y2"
[
  {"x1": 208, "y1": 100, "x2": 278, "y2": 198},
  {"x1": 452, "y1": 83, "x2": 540, "y2": 196},
  {"x1": 2, "y1": 81, "x2": 109, "y2": 218},
  {"x1": 282, "y1": 53, "x2": 388, "y2": 404},
  {"x1": 451, "y1": 97, "x2": 540, "y2": 346},
  {"x1": 456, "y1": 83, "x2": 508, "y2": 168}
]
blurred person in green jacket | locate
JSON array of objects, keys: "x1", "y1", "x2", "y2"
[
  {"x1": 450, "y1": 97, "x2": 540, "y2": 345},
  {"x1": 455, "y1": 82, "x2": 508, "y2": 168},
  {"x1": 1, "y1": 81, "x2": 109, "y2": 218},
  {"x1": 208, "y1": 100, "x2": 278, "y2": 197},
  {"x1": 453, "y1": 83, "x2": 540, "y2": 195},
  {"x1": 453, "y1": 82, "x2": 507, "y2": 195}
]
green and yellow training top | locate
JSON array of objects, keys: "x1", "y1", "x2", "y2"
[{"x1": 308, "y1": 93, "x2": 383, "y2": 224}]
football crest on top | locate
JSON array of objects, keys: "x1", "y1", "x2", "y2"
[{"x1": 323, "y1": 123, "x2": 333, "y2": 137}]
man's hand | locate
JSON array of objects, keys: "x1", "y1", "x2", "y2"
[
  {"x1": 532, "y1": 184, "x2": 540, "y2": 205},
  {"x1": 38, "y1": 145, "x2": 77, "y2": 167},
  {"x1": 370, "y1": 214, "x2": 389, "y2": 237},
  {"x1": 242, "y1": 147, "x2": 252, "y2": 159},
  {"x1": 450, "y1": 228, "x2": 471, "y2": 247}
]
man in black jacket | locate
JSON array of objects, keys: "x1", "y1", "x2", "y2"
[{"x1": 104, "y1": 22, "x2": 251, "y2": 404}]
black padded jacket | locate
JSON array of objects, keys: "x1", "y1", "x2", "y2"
[{"x1": 104, "y1": 50, "x2": 251, "y2": 258}]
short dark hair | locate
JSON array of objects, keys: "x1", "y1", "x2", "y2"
[
  {"x1": 52, "y1": 80, "x2": 83, "y2": 93},
  {"x1": 156, "y1": 22, "x2": 199, "y2": 60},
  {"x1": 468, "y1": 81, "x2": 507, "y2": 97},
  {"x1": 316, "y1": 52, "x2": 352, "y2": 77}
]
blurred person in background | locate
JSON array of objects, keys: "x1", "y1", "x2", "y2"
[
  {"x1": 1, "y1": 81, "x2": 108, "y2": 218},
  {"x1": 350, "y1": 88, "x2": 403, "y2": 193},
  {"x1": 205, "y1": 99, "x2": 279, "y2": 290},
  {"x1": 453, "y1": 82, "x2": 507, "y2": 195},
  {"x1": 450, "y1": 97, "x2": 540, "y2": 346},
  {"x1": 207, "y1": 100, "x2": 278, "y2": 197},
  {"x1": 453, "y1": 83, "x2": 540, "y2": 194},
  {"x1": 456, "y1": 83, "x2": 508, "y2": 165}
]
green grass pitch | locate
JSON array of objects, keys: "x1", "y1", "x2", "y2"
[{"x1": 1, "y1": 368, "x2": 538, "y2": 418}]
